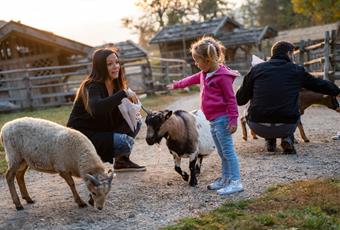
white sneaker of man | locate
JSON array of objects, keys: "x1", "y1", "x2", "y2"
[
  {"x1": 207, "y1": 177, "x2": 229, "y2": 190},
  {"x1": 217, "y1": 179, "x2": 244, "y2": 195}
]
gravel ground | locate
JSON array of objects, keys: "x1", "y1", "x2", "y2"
[{"x1": 0, "y1": 78, "x2": 339, "y2": 229}]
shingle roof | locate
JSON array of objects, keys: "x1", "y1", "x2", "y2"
[
  {"x1": 218, "y1": 26, "x2": 277, "y2": 47},
  {"x1": 0, "y1": 20, "x2": 92, "y2": 54},
  {"x1": 92, "y1": 40, "x2": 148, "y2": 62},
  {"x1": 149, "y1": 16, "x2": 241, "y2": 44}
]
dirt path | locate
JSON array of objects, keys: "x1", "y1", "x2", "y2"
[{"x1": 0, "y1": 86, "x2": 339, "y2": 230}]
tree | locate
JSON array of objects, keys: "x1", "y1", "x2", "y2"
[
  {"x1": 257, "y1": 0, "x2": 310, "y2": 30},
  {"x1": 197, "y1": 0, "x2": 234, "y2": 20},
  {"x1": 292, "y1": 0, "x2": 340, "y2": 24},
  {"x1": 239, "y1": 0, "x2": 259, "y2": 28}
]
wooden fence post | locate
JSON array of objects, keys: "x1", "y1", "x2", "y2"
[
  {"x1": 141, "y1": 62, "x2": 154, "y2": 95},
  {"x1": 329, "y1": 30, "x2": 336, "y2": 82},
  {"x1": 299, "y1": 40, "x2": 305, "y2": 67},
  {"x1": 323, "y1": 31, "x2": 330, "y2": 81},
  {"x1": 24, "y1": 71, "x2": 32, "y2": 109}
]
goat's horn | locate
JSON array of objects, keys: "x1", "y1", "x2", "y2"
[
  {"x1": 85, "y1": 174, "x2": 101, "y2": 186},
  {"x1": 141, "y1": 105, "x2": 152, "y2": 115}
]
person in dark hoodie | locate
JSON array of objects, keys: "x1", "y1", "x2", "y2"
[
  {"x1": 67, "y1": 48, "x2": 146, "y2": 172},
  {"x1": 167, "y1": 36, "x2": 243, "y2": 196},
  {"x1": 236, "y1": 41, "x2": 340, "y2": 154}
]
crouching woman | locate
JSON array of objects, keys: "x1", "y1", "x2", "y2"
[{"x1": 67, "y1": 48, "x2": 145, "y2": 172}]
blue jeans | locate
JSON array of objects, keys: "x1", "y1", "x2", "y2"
[
  {"x1": 113, "y1": 121, "x2": 142, "y2": 156},
  {"x1": 210, "y1": 115, "x2": 241, "y2": 181}
]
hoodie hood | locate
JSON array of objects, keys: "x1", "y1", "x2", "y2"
[{"x1": 210, "y1": 64, "x2": 241, "y2": 80}]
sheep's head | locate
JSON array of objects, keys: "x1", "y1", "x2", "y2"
[
  {"x1": 144, "y1": 109, "x2": 172, "y2": 145},
  {"x1": 84, "y1": 170, "x2": 114, "y2": 210}
]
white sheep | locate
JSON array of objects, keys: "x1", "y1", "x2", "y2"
[
  {"x1": 144, "y1": 109, "x2": 215, "y2": 186},
  {"x1": 0, "y1": 117, "x2": 114, "y2": 210}
]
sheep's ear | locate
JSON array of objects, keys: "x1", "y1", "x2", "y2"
[
  {"x1": 165, "y1": 111, "x2": 172, "y2": 120},
  {"x1": 85, "y1": 174, "x2": 100, "y2": 186}
]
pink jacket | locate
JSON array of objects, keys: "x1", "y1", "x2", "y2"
[{"x1": 173, "y1": 65, "x2": 239, "y2": 125}]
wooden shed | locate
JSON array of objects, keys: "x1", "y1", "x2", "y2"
[
  {"x1": 0, "y1": 20, "x2": 92, "y2": 71},
  {"x1": 0, "y1": 20, "x2": 93, "y2": 109},
  {"x1": 149, "y1": 16, "x2": 277, "y2": 73}
]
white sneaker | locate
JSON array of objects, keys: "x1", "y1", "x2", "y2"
[
  {"x1": 217, "y1": 180, "x2": 244, "y2": 195},
  {"x1": 207, "y1": 177, "x2": 229, "y2": 190}
]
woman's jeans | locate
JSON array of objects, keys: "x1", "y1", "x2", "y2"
[
  {"x1": 113, "y1": 121, "x2": 142, "y2": 157},
  {"x1": 210, "y1": 115, "x2": 241, "y2": 181}
]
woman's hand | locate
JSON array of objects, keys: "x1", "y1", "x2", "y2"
[
  {"x1": 125, "y1": 88, "x2": 139, "y2": 104},
  {"x1": 228, "y1": 124, "x2": 237, "y2": 134}
]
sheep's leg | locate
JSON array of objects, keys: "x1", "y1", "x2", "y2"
[
  {"x1": 189, "y1": 155, "x2": 198, "y2": 187},
  {"x1": 16, "y1": 162, "x2": 34, "y2": 204},
  {"x1": 240, "y1": 117, "x2": 248, "y2": 141},
  {"x1": 172, "y1": 153, "x2": 189, "y2": 181},
  {"x1": 6, "y1": 163, "x2": 23, "y2": 210},
  {"x1": 195, "y1": 156, "x2": 203, "y2": 175},
  {"x1": 59, "y1": 172, "x2": 87, "y2": 208},
  {"x1": 297, "y1": 120, "x2": 309, "y2": 142}
]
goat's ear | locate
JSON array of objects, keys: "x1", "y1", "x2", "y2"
[{"x1": 165, "y1": 110, "x2": 172, "y2": 120}]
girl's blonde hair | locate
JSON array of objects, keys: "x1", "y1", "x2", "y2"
[{"x1": 190, "y1": 36, "x2": 225, "y2": 63}]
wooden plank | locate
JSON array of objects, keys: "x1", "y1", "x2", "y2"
[
  {"x1": 31, "y1": 92, "x2": 75, "y2": 100},
  {"x1": 304, "y1": 42, "x2": 324, "y2": 51}
]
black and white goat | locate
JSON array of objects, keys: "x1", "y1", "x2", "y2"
[{"x1": 144, "y1": 109, "x2": 215, "y2": 186}]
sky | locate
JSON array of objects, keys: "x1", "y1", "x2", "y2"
[{"x1": 1, "y1": 0, "x2": 243, "y2": 47}]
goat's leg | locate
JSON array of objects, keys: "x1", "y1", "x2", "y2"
[
  {"x1": 189, "y1": 155, "x2": 198, "y2": 187},
  {"x1": 250, "y1": 129, "x2": 258, "y2": 139},
  {"x1": 172, "y1": 153, "x2": 189, "y2": 181},
  {"x1": 6, "y1": 162, "x2": 23, "y2": 210},
  {"x1": 195, "y1": 156, "x2": 203, "y2": 175},
  {"x1": 240, "y1": 117, "x2": 248, "y2": 141},
  {"x1": 297, "y1": 120, "x2": 310, "y2": 142},
  {"x1": 16, "y1": 162, "x2": 34, "y2": 204},
  {"x1": 59, "y1": 172, "x2": 87, "y2": 208}
]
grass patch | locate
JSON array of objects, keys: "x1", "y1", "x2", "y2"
[
  {"x1": 0, "y1": 90, "x2": 198, "y2": 174},
  {"x1": 164, "y1": 179, "x2": 340, "y2": 230}
]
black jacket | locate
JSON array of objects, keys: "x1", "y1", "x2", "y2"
[
  {"x1": 236, "y1": 54, "x2": 340, "y2": 124},
  {"x1": 67, "y1": 81, "x2": 132, "y2": 163}
]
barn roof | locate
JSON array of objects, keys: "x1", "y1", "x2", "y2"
[
  {"x1": 149, "y1": 16, "x2": 241, "y2": 44},
  {"x1": 0, "y1": 20, "x2": 92, "y2": 54},
  {"x1": 273, "y1": 22, "x2": 339, "y2": 44},
  {"x1": 92, "y1": 40, "x2": 148, "y2": 62},
  {"x1": 217, "y1": 26, "x2": 277, "y2": 47}
]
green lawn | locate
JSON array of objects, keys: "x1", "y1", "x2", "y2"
[{"x1": 164, "y1": 179, "x2": 340, "y2": 230}]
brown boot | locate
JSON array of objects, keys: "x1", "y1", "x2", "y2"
[{"x1": 114, "y1": 156, "x2": 146, "y2": 172}]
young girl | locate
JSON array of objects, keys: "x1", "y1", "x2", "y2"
[{"x1": 167, "y1": 36, "x2": 243, "y2": 195}]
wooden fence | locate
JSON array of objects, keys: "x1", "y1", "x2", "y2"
[
  {"x1": 0, "y1": 58, "x2": 191, "y2": 111},
  {"x1": 294, "y1": 30, "x2": 340, "y2": 82}
]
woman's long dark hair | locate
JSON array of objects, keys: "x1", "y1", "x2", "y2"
[{"x1": 75, "y1": 48, "x2": 127, "y2": 115}]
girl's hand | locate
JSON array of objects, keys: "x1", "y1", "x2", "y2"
[
  {"x1": 166, "y1": 83, "x2": 174, "y2": 90},
  {"x1": 125, "y1": 88, "x2": 139, "y2": 104},
  {"x1": 166, "y1": 80, "x2": 178, "y2": 90},
  {"x1": 228, "y1": 124, "x2": 237, "y2": 134}
]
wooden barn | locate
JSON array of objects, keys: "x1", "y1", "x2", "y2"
[
  {"x1": 149, "y1": 16, "x2": 277, "y2": 73},
  {"x1": 0, "y1": 20, "x2": 93, "y2": 109}
]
